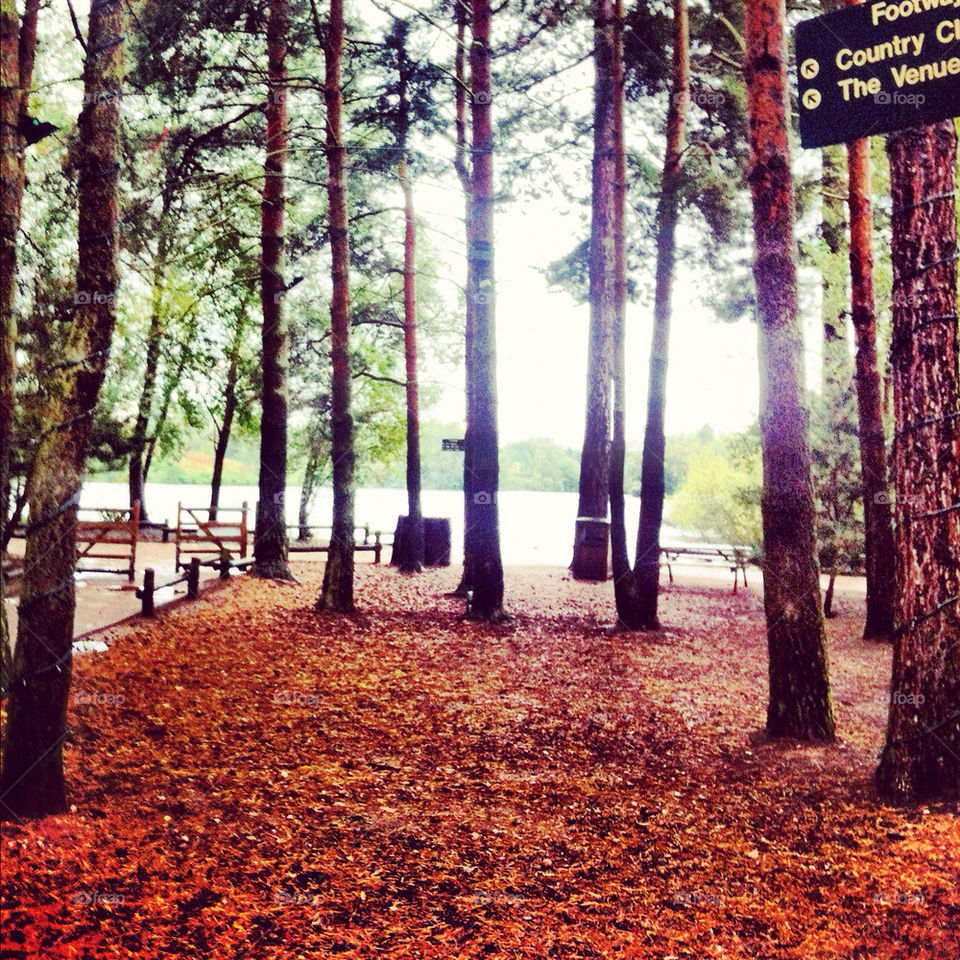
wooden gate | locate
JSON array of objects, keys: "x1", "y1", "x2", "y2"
[
  {"x1": 175, "y1": 502, "x2": 248, "y2": 571},
  {"x1": 75, "y1": 501, "x2": 140, "y2": 581}
]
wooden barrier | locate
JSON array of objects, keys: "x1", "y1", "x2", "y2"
[
  {"x1": 75, "y1": 501, "x2": 140, "y2": 581},
  {"x1": 287, "y1": 524, "x2": 387, "y2": 563},
  {"x1": 175, "y1": 502, "x2": 248, "y2": 572}
]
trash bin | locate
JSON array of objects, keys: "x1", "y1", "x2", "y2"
[
  {"x1": 391, "y1": 516, "x2": 451, "y2": 567},
  {"x1": 572, "y1": 516, "x2": 609, "y2": 581}
]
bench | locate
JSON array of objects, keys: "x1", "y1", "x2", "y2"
[
  {"x1": 659, "y1": 544, "x2": 751, "y2": 594},
  {"x1": 287, "y1": 524, "x2": 387, "y2": 563},
  {"x1": 175, "y1": 502, "x2": 248, "y2": 572}
]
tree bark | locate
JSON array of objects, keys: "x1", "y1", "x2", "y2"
[
  {"x1": 609, "y1": 0, "x2": 633, "y2": 616},
  {"x1": 846, "y1": 133, "x2": 897, "y2": 640},
  {"x1": 453, "y1": 0, "x2": 476, "y2": 596},
  {"x1": 127, "y1": 221, "x2": 171, "y2": 525},
  {"x1": 1, "y1": 0, "x2": 123, "y2": 819},
  {"x1": 210, "y1": 301, "x2": 248, "y2": 522},
  {"x1": 392, "y1": 31, "x2": 424, "y2": 574},
  {"x1": 317, "y1": 0, "x2": 356, "y2": 612},
  {"x1": 1, "y1": 0, "x2": 38, "y2": 525},
  {"x1": 623, "y1": 0, "x2": 689, "y2": 629},
  {"x1": 465, "y1": 0, "x2": 504, "y2": 620},
  {"x1": 572, "y1": 0, "x2": 616, "y2": 578},
  {"x1": 876, "y1": 122, "x2": 959, "y2": 805},
  {"x1": 744, "y1": 0, "x2": 834, "y2": 741},
  {"x1": 255, "y1": 0, "x2": 292, "y2": 580}
]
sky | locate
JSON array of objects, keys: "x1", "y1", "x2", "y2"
[{"x1": 416, "y1": 185, "x2": 794, "y2": 450}]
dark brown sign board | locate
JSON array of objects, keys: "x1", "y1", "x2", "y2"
[
  {"x1": 442, "y1": 438, "x2": 465, "y2": 451},
  {"x1": 795, "y1": 2, "x2": 960, "y2": 148}
]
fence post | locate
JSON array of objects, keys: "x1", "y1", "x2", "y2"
[
  {"x1": 219, "y1": 548, "x2": 231, "y2": 580},
  {"x1": 187, "y1": 557, "x2": 201, "y2": 599},
  {"x1": 141, "y1": 568, "x2": 155, "y2": 617}
]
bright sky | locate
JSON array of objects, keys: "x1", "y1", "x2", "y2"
[{"x1": 418, "y1": 186, "x2": 769, "y2": 449}]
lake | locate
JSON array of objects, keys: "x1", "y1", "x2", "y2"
[{"x1": 80, "y1": 481, "x2": 688, "y2": 567}]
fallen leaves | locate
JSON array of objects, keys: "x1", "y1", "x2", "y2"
[{"x1": 1, "y1": 564, "x2": 958, "y2": 958}]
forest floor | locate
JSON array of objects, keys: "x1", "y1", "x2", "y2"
[{"x1": 1, "y1": 563, "x2": 958, "y2": 959}]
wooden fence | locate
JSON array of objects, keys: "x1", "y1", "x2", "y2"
[
  {"x1": 175, "y1": 502, "x2": 248, "y2": 572},
  {"x1": 75, "y1": 501, "x2": 140, "y2": 581}
]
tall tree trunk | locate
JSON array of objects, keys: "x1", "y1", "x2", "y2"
[
  {"x1": 572, "y1": 0, "x2": 616, "y2": 578},
  {"x1": 392, "y1": 32, "x2": 424, "y2": 574},
  {"x1": 398, "y1": 156, "x2": 424, "y2": 572},
  {"x1": 876, "y1": 122, "x2": 959, "y2": 805},
  {"x1": 0, "y1": 0, "x2": 39, "y2": 694},
  {"x1": 210, "y1": 302, "x2": 247, "y2": 523},
  {"x1": 317, "y1": 0, "x2": 356, "y2": 612},
  {"x1": 1, "y1": 0, "x2": 38, "y2": 530},
  {"x1": 846, "y1": 132, "x2": 897, "y2": 639},
  {"x1": 465, "y1": 0, "x2": 503, "y2": 621},
  {"x1": 624, "y1": 0, "x2": 689, "y2": 629},
  {"x1": 255, "y1": 0, "x2": 292, "y2": 580},
  {"x1": 453, "y1": 0, "x2": 476, "y2": 596},
  {"x1": 820, "y1": 146, "x2": 848, "y2": 397},
  {"x1": 0, "y1": 0, "x2": 123, "y2": 819},
  {"x1": 609, "y1": 0, "x2": 633, "y2": 615},
  {"x1": 816, "y1": 144, "x2": 851, "y2": 616},
  {"x1": 744, "y1": 0, "x2": 834, "y2": 741},
  {"x1": 127, "y1": 224, "x2": 170, "y2": 525}
]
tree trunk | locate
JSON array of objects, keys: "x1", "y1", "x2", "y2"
[
  {"x1": 392, "y1": 34, "x2": 424, "y2": 574},
  {"x1": 572, "y1": 0, "x2": 616, "y2": 578},
  {"x1": 1, "y1": 0, "x2": 124, "y2": 819},
  {"x1": 317, "y1": 0, "x2": 356, "y2": 613},
  {"x1": 624, "y1": 0, "x2": 689, "y2": 629},
  {"x1": 1, "y1": 0, "x2": 39, "y2": 695},
  {"x1": 453, "y1": 0, "x2": 475, "y2": 597},
  {"x1": 876, "y1": 122, "x2": 959, "y2": 805},
  {"x1": 465, "y1": 0, "x2": 503, "y2": 621},
  {"x1": 846, "y1": 133, "x2": 897, "y2": 639},
  {"x1": 127, "y1": 231, "x2": 170, "y2": 526},
  {"x1": 255, "y1": 0, "x2": 292, "y2": 581},
  {"x1": 398, "y1": 157, "x2": 424, "y2": 572},
  {"x1": 210, "y1": 305, "x2": 246, "y2": 523},
  {"x1": 744, "y1": 0, "x2": 834, "y2": 741},
  {"x1": 609, "y1": 0, "x2": 634, "y2": 617}
]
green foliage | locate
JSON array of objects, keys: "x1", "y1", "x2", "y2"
[
  {"x1": 810, "y1": 382, "x2": 865, "y2": 573},
  {"x1": 668, "y1": 425, "x2": 763, "y2": 552}
]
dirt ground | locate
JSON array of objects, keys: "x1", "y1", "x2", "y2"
[
  {"x1": 2, "y1": 537, "x2": 865, "y2": 643},
  {"x1": 2, "y1": 561, "x2": 956, "y2": 959}
]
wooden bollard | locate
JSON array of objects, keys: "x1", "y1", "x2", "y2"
[
  {"x1": 187, "y1": 557, "x2": 201, "y2": 599},
  {"x1": 141, "y1": 568, "x2": 155, "y2": 617},
  {"x1": 219, "y1": 548, "x2": 231, "y2": 580}
]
